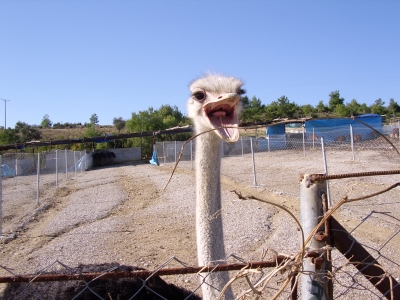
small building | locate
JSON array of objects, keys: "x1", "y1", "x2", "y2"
[
  {"x1": 258, "y1": 123, "x2": 287, "y2": 151},
  {"x1": 304, "y1": 114, "x2": 382, "y2": 142}
]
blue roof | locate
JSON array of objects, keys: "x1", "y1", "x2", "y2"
[{"x1": 355, "y1": 114, "x2": 381, "y2": 118}]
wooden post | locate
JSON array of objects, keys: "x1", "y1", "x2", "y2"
[{"x1": 300, "y1": 174, "x2": 329, "y2": 299}]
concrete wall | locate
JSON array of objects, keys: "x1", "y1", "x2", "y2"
[{"x1": 111, "y1": 147, "x2": 141, "y2": 164}]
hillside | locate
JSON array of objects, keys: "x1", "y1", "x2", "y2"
[{"x1": 38, "y1": 125, "x2": 122, "y2": 141}]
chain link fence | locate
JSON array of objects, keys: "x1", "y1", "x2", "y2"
[
  {"x1": 0, "y1": 150, "x2": 86, "y2": 235},
  {"x1": 1, "y1": 123, "x2": 400, "y2": 299},
  {"x1": 156, "y1": 124, "x2": 400, "y2": 164}
]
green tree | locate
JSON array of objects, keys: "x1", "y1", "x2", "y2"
[
  {"x1": 113, "y1": 117, "x2": 126, "y2": 132},
  {"x1": 267, "y1": 96, "x2": 299, "y2": 119},
  {"x1": 316, "y1": 101, "x2": 329, "y2": 114},
  {"x1": 240, "y1": 96, "x2": 265, "y2": 123},
  {"x1": 125, "y1": 105, "x2": 189, "y2": 157},
  {"x1": 346, "y1": 99, "x2": 361, "y2": 116},
  {"x1": 85, "y1": 124, "x2": 100, "y2": 138},
  {"x1": 387, "y1": 98, "x2": 400, "y2": 116},
  {"x1": 358, "y1": 103, "x2": 371, "y2": 114},
  {"x1": 328, "y1": 90, "x2": 345, "y2": 111},
  {"x1": 300, "y1": 104, "x2": 315, "y2": 117},
  {"x1": 90, "y1": 113, "x2": 99, "y2": 125},
  {"x1": 85, "y1": 114, "x2": 101, "y2": 138},
  {"x1": 14, "y1": 121, "x2": 41, "y2": 142},
  {"x1": 41, "y1": 114, "x2": 52, "y2": 127},
  {"x1": 370, "y1": 98, "x2": 387, "y2": 115},
  {"x1": 0, "y1": 128, "x2": 18, "y2": 144},
  {"x1": 157, "y1": 104, "x2": 187, "y2": 128},
  {"x1": 333, "y1": 104, "x2": 349, "y2": 117}
]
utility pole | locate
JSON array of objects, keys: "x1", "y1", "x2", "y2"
[{"x1": 1, "y1": 98, "x2": 10, "y2": 129}]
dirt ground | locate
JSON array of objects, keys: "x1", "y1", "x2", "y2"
[{"x1": 1, "y1": 147, "x2": 400, "y2": 299}]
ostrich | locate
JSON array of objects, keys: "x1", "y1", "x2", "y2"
[{"x1": 187, "y1": 74, "x2": 245, "y2": 299}]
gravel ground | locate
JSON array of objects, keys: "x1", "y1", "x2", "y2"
[{"x1": 1, "y1": 147, "x2": 400, "y2": 299}]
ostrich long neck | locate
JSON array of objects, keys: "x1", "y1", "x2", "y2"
[
  {"x1": 195, "y1": 130, "x2": 224, "y2": 265},
  {"x1": 195, "y1": 127, "x2": 233, "y2": 299}
]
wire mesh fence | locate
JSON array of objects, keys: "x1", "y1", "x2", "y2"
[
  {"x1": 156, "y1": 124, "x2": 400, "y2": 165},
  {"x1": 0, "y1": 150, "x2": 86, "y2": 235},
  {"x1": 1, "y1": 123, "x2": 400, "y2": 299}
]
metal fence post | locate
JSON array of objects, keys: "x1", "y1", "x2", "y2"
[
  {"x1": 83, "y1": 150, "x2": 86, "y2": 171},
  {"x1": 321, "y1": 137, "x2": 331, "y2": 207},
  {"x1": 350, "y1": 124, "x2": 355, "y2": 161},
  {"x1": 0, "y1": 155, "x2": 2, "y2": 235},
  {"x1": 15, "y1": 156, "x2": 18, "y2": 177},
  {"x1": 174, "y1": 141, "x2": 177, "y2": 163},
  {"x1": 162, "y1": 141, "x2": 166, "y2": 164},
  {"x1": 312, "y1": 127, "x2": 315, "y2": 150},
  {"x1": 300, "y1": 174, "x2": 329, "y2": 300},
  {"x1": 65, "y1": 149, "x2": 68, "y2": 179},
  {"x1": 250, "y1": 137, "x2": 257, "y2": 186},
  {"x1": 267, "y1": 134, "x2": 270, "y2": 152},
  {"x1": 303, "y1": 129, "x2": 306, "y2": 157},
  {"x1": 55, "y1": 149, "x2": 58, "y2": 188},
  {"x1": 190, "y1": 140, "x2": 193, "y2": 170},
  {"x1": 36, "y1": 153, "x2": 40, "y2": 205},
  {"x1": 73, "y1": 151, "x2": 76, "y2": 177},
  {"x1": 241, "y1": 136, "x2": 244, "y2": 157},
  {"x1": 398, "y1": 121, "x2": 399, "y2": 143}
]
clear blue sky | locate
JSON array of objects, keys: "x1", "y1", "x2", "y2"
[{"x1": 1, "y1": 1, "x2": 399, "y2": 127}]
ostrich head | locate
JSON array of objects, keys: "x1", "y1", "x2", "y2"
[{"x1": 187, "y1": 74, "x2": 245, "y2": 143}]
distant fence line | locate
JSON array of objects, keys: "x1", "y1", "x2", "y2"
[
  {"x1": 0, "y1": 150, "x2": 87, "y2": 234},
  {"x1": 156, "y1": 124, "x2": 400, "y2": 165}
]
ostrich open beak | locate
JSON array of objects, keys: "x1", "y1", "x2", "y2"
[{"x1": 202, "y1": 93, "x2": 241, "y2": 143}]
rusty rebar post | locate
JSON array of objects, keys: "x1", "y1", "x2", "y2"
[
  {"x1": 321, "y1": 193, "x2": 333, "y2": 300},
  {"x1": 0, "y1": 257, "x2": 288, "y2": 283},
  {"x1": 311, "y1": 170, "x2": 400, "y2": 182}
]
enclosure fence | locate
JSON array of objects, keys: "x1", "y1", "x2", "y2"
[
  {"x1": 1, "y1": 123, "x2": 400, "y2": 299},
  {"x1": 0, "y1": 149, "x2": 86, "y2": 235},
  {"x1": 156, "y1": 124, "x2": 400, "y2": 166}
]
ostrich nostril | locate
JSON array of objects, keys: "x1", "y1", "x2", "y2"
[{"x1": 218, "y1": 96, "x2": 223, "y2": 99}]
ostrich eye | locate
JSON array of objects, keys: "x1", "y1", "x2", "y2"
[
  {"x1": 237, "y1": 88, "x2": 246, "y2": 95},
  {"x1": 193, "y1": 91, "x2": 206, "y2": 102}
]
